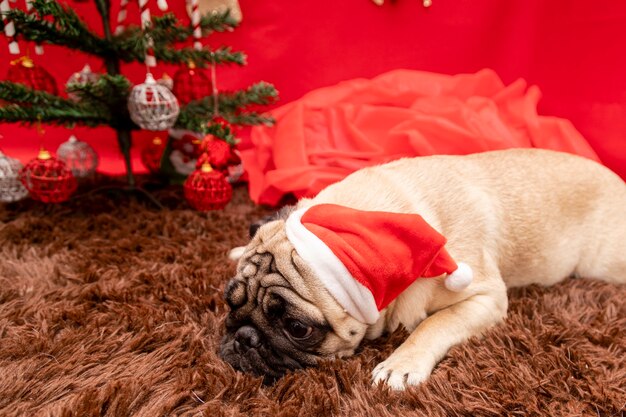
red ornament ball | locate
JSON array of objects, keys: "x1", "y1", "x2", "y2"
[
  {"x1": 7, "y1": 56, "x2": 58, "y2": 95},
  {"x1": 141, "y1": 137, "x2": 166, "y2": 174},
  {"x1": 172, "y1": 63, "x2": 211, "y2": 104},
  {"x1": 184, "y1": 164, "x2": 232, "y2": 211},
  {"x1": 19, "y1": 149, "x2": 77, "y2": 203},
  {"x1": 198, "y1": 136, "x2": 233, "y2": 170}
]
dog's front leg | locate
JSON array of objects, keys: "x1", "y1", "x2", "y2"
[{"x1": 372, "y1": 281, "x2": 508, "y2": 390}]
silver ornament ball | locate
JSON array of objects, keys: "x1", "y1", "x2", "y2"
[
  {"x1": 128, "y1": 73, "x2": 180, "y2": 131},
  {"x1": 66, "y1": 64, "x2": 101, "y2": 101},
  {"x1": 0, "y1": 150, "x2": 29, "y2": 203},
  {"x1": 57, "y1": 135, "x2": 99, "y2": 178}
]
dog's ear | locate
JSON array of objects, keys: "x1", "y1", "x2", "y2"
[
  {"x1": 229, "y1": 205, "x2": 296, "y2": 261},
  {"x1": 248, "y1": 205, "x2": 295, "y2": 239}
]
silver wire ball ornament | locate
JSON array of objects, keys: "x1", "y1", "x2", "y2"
[
  {"x1": 128, "y1": 73, "x2": 180, "y2": 131},
  {"x1": 66, "y1": 64, "x2": 100, "y2": 102},
  {"x1": 56, "y1": 135, "x2": 99, "y2": 178},
  {"x1": 0, "y1": 150, "x2": 29, "y2": 203}
]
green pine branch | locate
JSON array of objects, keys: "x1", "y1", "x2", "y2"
[
  {"x1": 65, "y1": 75, "x2": 136, "y2": 130},
  {"x1": 111, "y1": 25, "x2": 246, "y2": 66},
  {"x1": 148, "y1": 10, "x2": 239, "y2": 44},
  {"x1": 0, "y1": 82, "x2": 110, "y2": 126},
  {"x1": 0, "y1": 104, "x2": 109, "y2": 126},
  {"x1": 154, "y1": 45, "x2": 245, "y2": 66},
  {"x1": 218, "y1": 82, "x2": 278, "y2": 110},
  {"x1": 175, "y1": 82, "x2": 277, "y2": 133},
  {"x1": 1, "y1": 2, "x2": 244, "y2": 66},
  {"x1": 0, "y1": 0, "x2": 110, "y2": 56},
  {"x1": 66, "y1": 74, "x2": 131, "y2": 105}
]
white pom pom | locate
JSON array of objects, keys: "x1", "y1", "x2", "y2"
[
  {"x1": 228, "y1": 246, "x2": 246, "y2": 261},
  {"x1": 444, "y1": 262, "x2": 473, "y2": 292}
]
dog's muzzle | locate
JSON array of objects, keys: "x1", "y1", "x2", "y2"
[{"x1": 219, "y1": 324, "x2": 302, "y2": 383}]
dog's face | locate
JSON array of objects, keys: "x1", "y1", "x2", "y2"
[{"x1": 219, "y1": 220, "x2": 368, "y2": 382}]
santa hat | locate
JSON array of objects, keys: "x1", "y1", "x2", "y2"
[{"x1": 285, "y1": 204, "x2": 473, "y2": 324}]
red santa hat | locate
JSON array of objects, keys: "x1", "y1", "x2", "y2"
[{"x1": 285, "y1": 204, "x2": 473, "y2": 324}]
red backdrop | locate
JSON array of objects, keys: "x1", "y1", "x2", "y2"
[{"x1": 1, "y1": 0, "x2": 625, "y2": 179}]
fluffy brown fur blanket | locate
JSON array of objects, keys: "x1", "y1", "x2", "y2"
[{"x1": 0, "y1": 185, "x2": 624, "y2": 417}]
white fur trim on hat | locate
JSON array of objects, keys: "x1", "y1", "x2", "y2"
[{"x1": 285, "y1": 208, "x2": 380, "y2": 324}]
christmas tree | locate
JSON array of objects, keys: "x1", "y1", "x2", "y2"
[{"x1": 0, "y1": 0, "x2": 277, "y2": 187}]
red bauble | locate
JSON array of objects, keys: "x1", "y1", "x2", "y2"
[
  {"x1": 7, "y1": 56, "x2": 58, "y2": 95},
  {"x1": 19, "y1": 149, "x2": 77, "y2": 203},
  {"x1": 172, "y1": 63, "x2": 211, "y2": 104},
  {"x1": 184, "y1": 164, "x2": 232, "y2": 211},
  {"x1": 141, "y1": 137, "x2": 166, "y2": 174},
  {"x1": 198, "y1": 136, "x2": 233, "y2": 170}
]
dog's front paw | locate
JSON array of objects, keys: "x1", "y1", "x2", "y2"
[{"x1": 372, "y1": 351, "x2": 435, "y2": 391}]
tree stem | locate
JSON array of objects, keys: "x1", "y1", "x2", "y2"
[
  {"x1": 95, "y1": 0, "x2": 135, "y2": 187},
  {"x1": 117, "y1": 129, "x2": 135, "y2": 187}
]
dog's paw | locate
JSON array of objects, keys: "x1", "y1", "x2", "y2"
[{"x1": 371, "y1": 351, "x2": 435, "y2": 391}]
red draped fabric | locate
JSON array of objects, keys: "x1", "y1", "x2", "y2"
[
  {"x1": 1, "y1": 0, "x2": 625, "y2": 189},
  {"x1": 243, "y1": 69, "x2": 600, "y2": 205}
]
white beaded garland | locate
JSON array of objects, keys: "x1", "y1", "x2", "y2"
[
  {"x1": 0, "y1": 150, "x2": 29, "y2": 203},
  {"x1": 128, "y1": 73, "x2": 180, "y2": 131},
  {"x1": 56, "y1": 135, "x2": 99, "y2": 178}
]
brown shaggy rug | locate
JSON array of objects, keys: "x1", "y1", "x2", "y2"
[{"x1": 0, "y1": 182, "x2": 624, "y2": 417}]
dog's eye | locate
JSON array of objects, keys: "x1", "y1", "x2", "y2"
[{"x1": 284, "y1": 319, "x2": 313, "y2": 339}]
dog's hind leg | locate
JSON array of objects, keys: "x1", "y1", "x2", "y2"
[
  {"x1": 576, "y1": 226, "x2": 626, "y2": 284},
  {"x1": 575, "y1": 191, "x2": 626, "y2": 285}
]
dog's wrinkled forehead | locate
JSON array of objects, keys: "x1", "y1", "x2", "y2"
[
  {"x1": 225, "y1": 221, "x2": 287, "y2": 307},
  {"x1": 226, "y1": 217, "x2": 320, "y2": 313}
]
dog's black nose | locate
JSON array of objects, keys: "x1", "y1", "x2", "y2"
[{"x1": 233, "y1": 325, "x2": 262, "y2": 353}]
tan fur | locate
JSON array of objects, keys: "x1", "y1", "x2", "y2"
[{"x1": 243, "y1": 148, "x2": 626, "y2": 390}]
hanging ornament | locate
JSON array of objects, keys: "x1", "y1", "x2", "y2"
[
  {"x1": 158, "y1": 72, "x2": 173, "y2": 90},
  {"x1": 128, "y1": 73, "x2": 180, "y2": 130},
  {"x1": 197, "y1": 135, "x2": 234, "y2": 171},
  {"x1": 0, "y1": 150, "x2": 29, "y2": 203},
  {"x1": 7, "y1": 56, "x2": 58, "y2": 95},
  {"x1": 19, "y1": 148, "x2": 77, "y2": 203},
  {"x1": 198, "y1": 135, "x2": 243, "y2": 184},
  {"x1": 168, "y1": 133, "x2": 202, "y2": 175},
  {"x1": 172, "y1": 62, "x2": 211, "y2": 104},
  {"x1": 56, "y1": 135, "x2": 99, "y2": 178},
  {"x1": 190, "y1": 0, "x2": 242, "y2": 25},
  {"x1": 184, "y1": 163, "x2": 232, "y2": 211},
  {"x1": 66, "y1": 64, "x2": 100, "y2": 101},
  {"x1": 140, "y1": 136, "x2": 166, "y2": 174}
]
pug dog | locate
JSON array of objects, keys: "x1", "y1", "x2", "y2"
[{"x1": 220, "y1": 148, "x2": 626, "y2": 390}]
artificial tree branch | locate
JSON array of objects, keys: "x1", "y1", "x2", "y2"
[
  {"x1": 0, "y1": 0, "x2": 110, "y2": 57},
  {"x1": 112, "y1": 29, "x2": 246, "y2": 66},
  {"x1": 148, "y1": 10, "x2": 238, "y2": 44},
  {"x1": 155, "y1": 45, "x2": 246, "y2": 66},
  {"x1": 175, "y1": 82, "x2": 278, "y2": 132},
  {"x1": 0, "y1": 103, "x2": 110, "y2": 126},
  {"x1": 218, "y1": 82, "x2": 278, "y2": 109},
  {"x1": 175, "y1": 82, "x2": 277, "y2": 133},
  {"x1": 66, "y1": 75, "x2": 132, "y2": 107}
]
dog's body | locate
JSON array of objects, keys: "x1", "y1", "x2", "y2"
[{"x1": 221, "y1": 149, "x2": 626, "y2": 390}]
